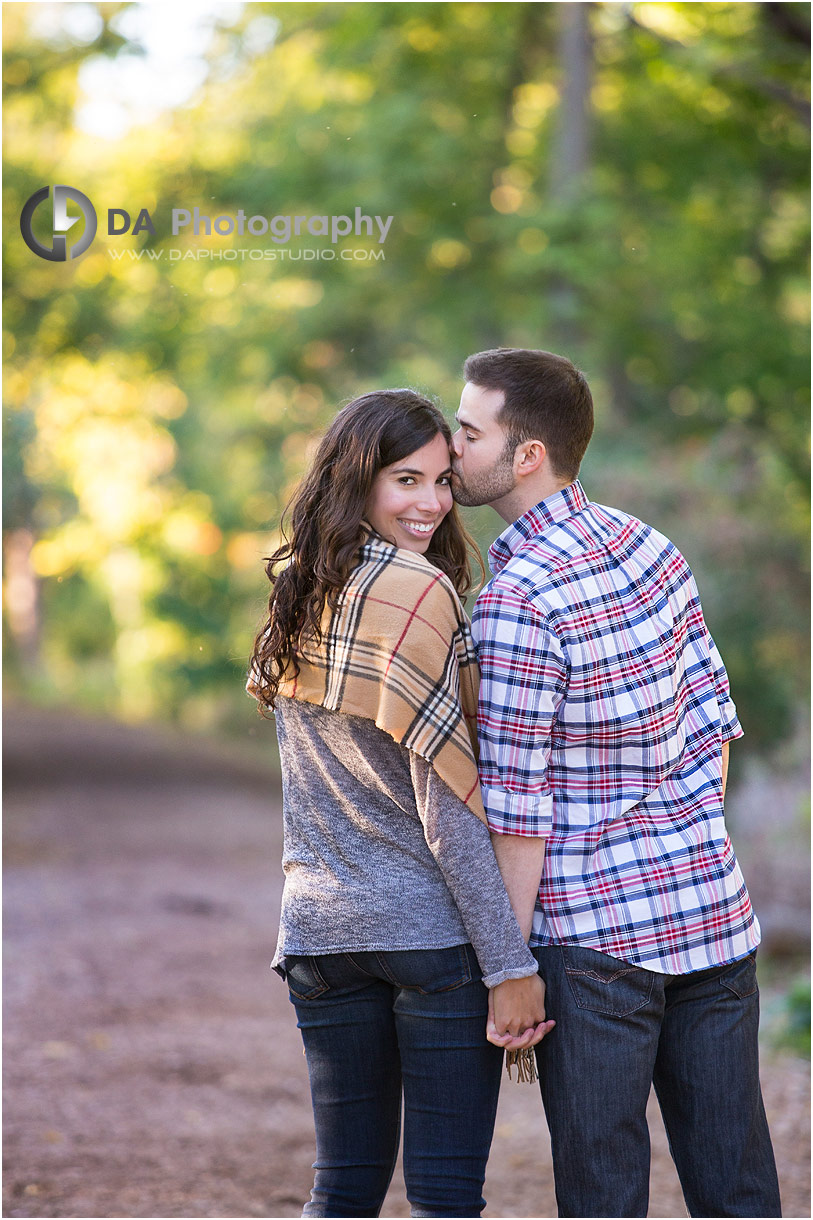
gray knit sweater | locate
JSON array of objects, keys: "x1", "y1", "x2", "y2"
[{"x1": 272, "y1": 697, "x2": 537, "y2": 988}]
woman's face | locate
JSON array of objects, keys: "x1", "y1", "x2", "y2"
[{"x1": 364, "y1": 432, "x2": 454, "y2": 554}]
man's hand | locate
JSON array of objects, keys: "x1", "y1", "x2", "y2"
[{"x1": 486, "y1": 973, "x2": 555, "y2": 1050}]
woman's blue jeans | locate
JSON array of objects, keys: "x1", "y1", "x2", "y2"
[
  {"x1": 284, "y1": 943, "x2": 503, "y2": 1219},
  {"x1": 533, "y1": 945, "x2": 781, "y2": 1218}
]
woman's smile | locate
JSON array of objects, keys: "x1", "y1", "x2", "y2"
[{"x1": 364, "y1": 432, "x2": 454, "y2": 553}]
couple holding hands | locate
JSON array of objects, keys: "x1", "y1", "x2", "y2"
[{"x1": 248, "y1": 348, "x2": 780, "y2": 1219}]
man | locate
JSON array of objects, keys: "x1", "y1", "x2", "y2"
[{"x1": 450, "y1": 348, "x2": 781, "y2": 1219}]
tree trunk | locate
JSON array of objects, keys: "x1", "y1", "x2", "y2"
[
  {"x1": 550, "y1": 2, "x2": 592, "y2": 204},
  {"x1": 547, "y1": 3, "x2": 593, "y2": 354}
]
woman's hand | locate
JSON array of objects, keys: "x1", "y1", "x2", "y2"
[{"x1": 486, "y1": 973, "x2": 555, "y2": 1049}]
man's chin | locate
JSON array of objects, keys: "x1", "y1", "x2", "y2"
[{"x1": 452, "y1": 488, "x2": 486, "y2": 508}]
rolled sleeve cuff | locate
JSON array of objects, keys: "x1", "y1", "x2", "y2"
[
  {"x1": 719, "y1": 701, "x2": 744, "y2": 742},
  {"x1": 482, "y1": 785, "x2": 553, "y2": 837},
  {"x1": 482, "y1": 961, "x2": 539, "y2": 989}
]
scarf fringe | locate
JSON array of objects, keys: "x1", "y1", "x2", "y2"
[{"x1": 505, "y1": 1047, "x2": 538, "y2": 1084}]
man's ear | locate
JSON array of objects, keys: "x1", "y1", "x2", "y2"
[{"x1": 514, "y1": 439, "x2": 547, "y2": 477}]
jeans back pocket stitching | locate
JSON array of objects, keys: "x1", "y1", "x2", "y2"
[
  {"x1": 287, "y1": 956, "x2": 330, "y2": 1000},
  {"x1": 564, "y1": 969, "x2": 654, "y2": 1016},
  {"x1": 565, "y1": 967, "x2": 637, "y2": 984}
]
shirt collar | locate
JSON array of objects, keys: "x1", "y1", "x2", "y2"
[{"x1": 488, "y1": 479, "x2": 589, "y2": 574}]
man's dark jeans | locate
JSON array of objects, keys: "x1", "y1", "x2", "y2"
[
  {"x1": 533, "y1": 944, "x2": 781, "y2": 1218},
  {"x1": 285, "y1": 943, "x2": 503, "y2": 1219}
]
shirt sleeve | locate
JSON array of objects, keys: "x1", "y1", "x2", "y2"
[
  {"x1": 707, "y1": 630, "x2": 744, "y2": 742},
  {"x1": 473, "y1": 582, "x2": 567, "y2": 837},
  {"x1": 407, "y1": 750, "x2": 538, "y2": 988}
]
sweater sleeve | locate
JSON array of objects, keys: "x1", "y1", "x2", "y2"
[{"x1": 406, "y1": 749, "x2": 538, "y2": 988}]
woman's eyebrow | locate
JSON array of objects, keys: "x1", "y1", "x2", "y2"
[{"x1": 390, "y1": 464, "x2": 452, "y2": 476}]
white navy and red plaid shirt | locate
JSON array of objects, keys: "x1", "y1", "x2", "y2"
[{"x1": 471, "y1": 479, "x2": 760, "y2": 975}]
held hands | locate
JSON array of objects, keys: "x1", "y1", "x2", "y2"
[{"x1": 486, "y1": 973, "x2": 555, "y2": 1050}]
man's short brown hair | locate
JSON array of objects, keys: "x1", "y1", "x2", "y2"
[{"x1": 463, "y1": 348, "x2": 594, "y2": 481}]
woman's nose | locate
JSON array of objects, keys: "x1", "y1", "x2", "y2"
[{"x1": 417, "y1": 485, "x2": 441, "y2": 512}]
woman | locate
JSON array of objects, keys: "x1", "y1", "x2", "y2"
[{"x1": 248, "y1": 390, "x2": 550, "y2": 1219}]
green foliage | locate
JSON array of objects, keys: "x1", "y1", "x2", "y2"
[
  {"x1": 774, "y1": 976, "x2": 812, "y2": 1058},
  {"x1": 2, "y1": 2, "x2": 809, "y2": 742}
]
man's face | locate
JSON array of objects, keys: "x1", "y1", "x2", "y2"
[{"x1": 450, "y1": 382, "x2": 517, "y2": 508}]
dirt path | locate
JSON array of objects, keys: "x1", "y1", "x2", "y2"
[{"x1": 3, "y1": 704, "x2": 810, "y2": 1219}]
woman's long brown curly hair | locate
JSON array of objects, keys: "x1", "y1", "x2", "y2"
[{"x1": 249, "y1": 389, "x2": 482, "y2": 710}]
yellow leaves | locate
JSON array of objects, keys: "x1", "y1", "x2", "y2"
[
  {"x1": 491, "y1": 167, "x2": 534, "y2": 216},
  {"x1": 761, "y1": 192, "x2": 809, "y2": 262},
  {"x1": 733, "y1": 257, "x2": 762, "y2": 286},
  {"x1": 162, "y1": 510, "x2": 223, "y2": 557},
  {"x1": 726, "y1": 388, "x2": 756, "y2": 420},
  {"x1": 302, "y1": 340, "x2": 339, "y2": 370},
  {"x1": 226, "y1": 531, "x2": 269, "y2": 571},
  {"x1": 341, "y1": 72, "x2": 375, "y2": 105},
  {"x1": 780, "y1": 286, "x2": 810, "y2": 326},
  {"x1": 203, "y1": 266, "x2": 238, "y2": 297},
  {"x1": 505, "y1": 129, "x2": 536, "y2": 157},
  {"x1": 406, "y1": 23, "x2": 440, "y2": 53},
  {"x1": 490, "y1": 185, "x2": 523, "y2": 215},
  {"x1": 700, "y1": 87, "x2": 731, "y2": 118},
  {"x1": 273, "y1": 278, "x2": 324, "y2": 309},
  {"x1": 3, "y1": 57, "x2": 30, "y2": 86},
  {"x1": 254, "y1": 376, "x2": 324, "y2": 424},
  {"x1": 517, "y1": 228, "x2": 549, "y2": 255},
  {"x1": 74, "y1": 253, "x2": 107, "y2": 286},
  {"x1": 428, "y1": 240, "x2": 470, "y2": 271},
  {"x1": 196, "y1": 126, "x2": 248, "y2": 169},
  {"x1": 150, "y1": 379, "x2": 188, "y2": 420},
  {"x1": 243, "y1": 492, "x2": 278, "y2": 526},
  {"x1": 31, "y1": 522, "x2": 101, "y2": 577},
  {"x1": 686, "y1": 189, "x2": 716, "y2": 225},
  {"x1": 591, "y1": 79, "x2": 623, "y2": 113},
  {"x1": 23, "y1": 353, "x2": 183, "y2": 549},
  {"x1": 512, "y1": 82, "x2": 558, "y2": 129},
  {"x1": 634, "y1": 4, "x2": 700, "y2": 45},
  {"x1": 674, "y1": 312, "x2": 707, "y2": 341}
]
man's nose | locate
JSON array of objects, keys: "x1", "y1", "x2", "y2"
[{"x1": 450, "y1": 429, "x2": 463, "y2": 458}]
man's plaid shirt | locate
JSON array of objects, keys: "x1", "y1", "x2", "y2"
[{"x1": 471, "y1": 479, "x2": 760, "y2": 975}]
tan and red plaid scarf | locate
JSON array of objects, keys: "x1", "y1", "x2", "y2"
[{"x1": 254, "y1": 533, "x2": 486, "y2": 824}]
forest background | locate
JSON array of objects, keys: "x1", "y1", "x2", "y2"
[{"x1": 3, "y1": 3, "x2": 810, "y2": 1023}]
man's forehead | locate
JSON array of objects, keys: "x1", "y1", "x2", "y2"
[{"x1": 458, "y1": 382, "x2": 505, "y2": 425}]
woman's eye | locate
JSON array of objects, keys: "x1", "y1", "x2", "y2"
[
  {"x1": 437, "y1": 475, "x2": 451, "y2": 486},
  {"x1": 398, "y1": 476, "x2": 416, "y2": 485}
]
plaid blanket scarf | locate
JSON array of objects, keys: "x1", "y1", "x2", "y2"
[{"x1": 258, "y1": 533, "x2": 486, "y2": 825}]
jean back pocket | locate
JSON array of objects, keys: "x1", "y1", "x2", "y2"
[
  {"x1": 563, "y1": 945, "x2": 654, "y2": 1017},
  {"x1": 284, "y1": 955, "x2": 331, "y2": 1001}
]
